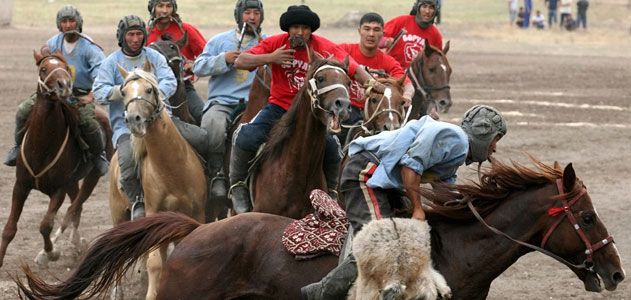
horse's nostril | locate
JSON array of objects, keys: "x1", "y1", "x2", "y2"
[
  {"x1": 613, "y1": 271, "x2": 625, "y2": 283},
  {"x1": 135, "y1": 115, "x2": 141, "y2": 122},
  {"x1": 335, "y1": 100, "x2": 342, "y2": 109}
]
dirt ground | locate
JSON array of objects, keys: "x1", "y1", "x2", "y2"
[{"x1": 0, "y1": 23, "x2": 629, "y2": 299}]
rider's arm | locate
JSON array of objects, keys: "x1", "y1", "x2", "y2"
[
  {"x1": 150, "y1": 49, "x2": 177, "y2": 100},
  {"x1": 92, "y1": 57, "x2": 118, "y2": 105},
  {"x1": 234, "y1": 52, "x2": 272, "y2": 71},
  {"x1": 401, "y1": 166, "x2": 425, "y2": 221},
  {"x1": 193, "y1": 35, "x2": 234, "y2": 77}
]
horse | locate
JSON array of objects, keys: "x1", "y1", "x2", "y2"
[
  {"x1": 148, "y1": 32, "x2": 197, "y2": 125},
  {"x1": 108, "y1": 59, "x2": 206, "y2": 299},
  {"x1": 15, "y1": 157, "x2": 626, "y2": 299},
  {"x1": 0, "y1": 48, "x2": 113, "y2": 269},
  {"x1": 343, "y1": 75, "x2": 407, "y2": 146},
  {"x1": 407, "y1": 40, "x2": 452, "y2": 120}
]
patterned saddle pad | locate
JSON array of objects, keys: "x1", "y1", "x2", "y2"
[{"x1": 282, "y1": 189, "x2": 349, "y2": 260}]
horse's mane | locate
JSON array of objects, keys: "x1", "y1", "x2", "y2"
[
  {"x1": 424, "y1": 155, "x2": 582, "y2": 221},
  {"x1": 258, "y1": 58, "x2": 348, "y2": 162},
  {"x1": 409, "y1": 43, "x2": 448, "y2": 71}
]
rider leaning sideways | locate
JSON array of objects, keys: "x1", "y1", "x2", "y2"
[
  {"x1": 193, "y1": 0, "x2": 266, "y2": 202},
  {"x1": 4, "y1": 5, "x2": 108, "y2": 175},
  {"x1": 303, "y1": 105, "x2": 508, "y2": 299},
  {"x1": 382, "y1": 0, "x2": 443, "y2": 69},
  {"x1": 337, "y1": 12, "x2": 414, "y2": 140},
  {"x1": 146, "y1": 0, "x2": 207, "y2": 123},
  {"x1": 229, "y1": 5, "x2": 387, "y2": 214}
]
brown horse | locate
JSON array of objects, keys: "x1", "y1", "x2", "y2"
[
  {"x1": 251, "y1": 56, "x2": 352, "y2": 219},
  {"x1": 148, "y1": 33, "x2": 196, "y2": 125},
  {"x1": 108, "y1": 60, "x2": 206, "y2": 299},
  {"x1": 15, "y1": 158, "x2": 626, "y2": 299},
  {"x1": 407, "y1": 40, "x2": 452, "y2": 120},
  {"x1": 0, "y1": 49, "x2": 113, "y2": 269}
]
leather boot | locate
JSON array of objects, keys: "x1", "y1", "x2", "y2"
[
  {"x1": 4, "y1": 113, "x2": 28, "y2": 166},
  {"x1": 324, "y1": 162, "x2": 340, "y2": 200},
  {"x1": 228, "y1": 145, "x2": 255, "y2": 214},
  {"x1": 301, "y1": 255, "x2": 358, "y2": 300},
  {"x1": 82, "y1": 127, "x2": 109, "y2": 176}
]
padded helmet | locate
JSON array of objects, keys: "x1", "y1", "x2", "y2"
[
  {"x1": 234, "y1": 0, "x2": 264, "y2": 27},
  {"x1": 410, "y1": 0, "x2": 439, "y2": 28},
  {"x1": 116, "y1": 15, "x2": 147, "y2": 49},
  {"x1": 56, "y1": 5, "x2": 83, "y2": 33},
  {"x1": 148, "y1": 0, "x2": 178, "y2": 17},
  {"x1": 461, "y1": 105, "x2": 507, "y2": 164}
]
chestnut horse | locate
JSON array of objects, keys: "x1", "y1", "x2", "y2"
[
  {"x1": 407, "y1": 40, "x2": 452, "y2": 120},
  {"x1": 0, "y1": 49, "x2": 113, "y2": 268},
  {"x1": 108, "y1": 60, "x2": 206, "y2": 299},
  {"x1": 16, "y1": 158, "x2": 626, "y2": 299},
  {"x1": 148, "y1": 33, "x2": 196, "y2": 125}
]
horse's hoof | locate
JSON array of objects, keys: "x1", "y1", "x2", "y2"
[
  {"x1": 440, "y1": 289, "x2": 452, "y2": 300},
  {"x1": 34, "y1": 250, "x2": 50, "y2": 268}
]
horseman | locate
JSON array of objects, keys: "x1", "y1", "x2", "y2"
[
  {"x1": 381, "y1": 0, "x2": 443, "y2": 69},
  {"x1": 146, "y1": 0, "x2": 207, "y2": 124},
  {"x1": 337, "y1": 12, "x2": 415, "y2": 142},
  {"x1": 230, "y1": 5, "x2": 387, "y2": 214},
  {"x1": 193, "y1": 0, "x2": 266, "y2": 204},
  {"x1": 4, "y1": 5, "x2": 108, "y2": 175},
  {"x1": 93, "y1": 15, "x2": 208, "y2": 220},
  {"x1": 302, "y1": 105, "x2": 508, "y2": 299}
]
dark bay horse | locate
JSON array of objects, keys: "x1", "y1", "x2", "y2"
[
  {"x1": 407, "y1": 40, "x2": 452, "y2": 120},
  {"x1": 0, "y1": 49, "x2": 113, "y2": 268},
  {"x1": 148, "y1": 33, "x2": 197, "y2": 125},
  {"x1": 15, "y1": 158, "x2": 625, "y2": 299}
]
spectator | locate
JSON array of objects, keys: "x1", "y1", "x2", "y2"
[
  {"x1": 516, "y1": 7, "x2": 526, "y2": 28},
  {"x1": 533, "y1": 10, "x2": 545, "y2": 30},
  {"x1": 508, "y1": 0, "x2": 518, "y2": 26},
  {"x1": 545, "y1": 0, "x2": 559, "y2": 28},
  {"x1": 576, "y1": 0, "x2": 588, "y2": 29},
  {"x1": 559, "y1": 0, "x2": 572, "y2": 28},
  {"x1": 564, "y1": 13, "x2": 578, "y2": 31}
]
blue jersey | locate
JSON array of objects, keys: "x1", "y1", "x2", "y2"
[{"x1": 47, "y1": 33, "x2": 104, "y2": 91}]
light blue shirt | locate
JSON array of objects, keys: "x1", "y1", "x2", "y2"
[
  {"x1": 193, "y1": 30, "x2": 266, "y2": 110},
  {"x1": 47, "y1": 33, "x2": 104, "y2": 91},
  {"x1": 349, "y1": 116, "x2": 469, "y2": 189},
  {"x1": 93, "y1": 47, "x2": 176, "y2": 145}
]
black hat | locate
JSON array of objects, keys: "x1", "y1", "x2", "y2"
[{"x1": 279, "y1": 5, "x2": 320, "y2": 32}]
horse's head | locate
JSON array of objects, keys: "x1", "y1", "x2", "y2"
[
  {"x1": 306, "y1": 52, "x2": 352, "y2": 134},
  {"x1": 363, "y1": 76, "x2": 406, "y2": 132},
  {"x1": 33, "y1": 47, "x2": 72, "y2": 100},
  {"x1": 148, "y1": 32, "x2": 187, "y2": 78},
  {"x1": 117, "y1": 59, "x2": 163, "y2": 137},
  {"x1": 542, "y1": 163, "x2": 625, "y2": 292},
  {"x1": 409, "y1": 40, "x2": 452, "y2": 115}
]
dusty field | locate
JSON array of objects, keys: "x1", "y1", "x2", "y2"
[{"x1": 0, "y1": 23, "x2": 629, "y2": 299}]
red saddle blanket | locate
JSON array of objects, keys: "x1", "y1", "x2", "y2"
[{"x1": 282, "y1": 189, "x2": 349, "y2": 260}]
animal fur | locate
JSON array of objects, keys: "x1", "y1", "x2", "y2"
[{"x1": 348, "y1": 218, "x2": 451, "y2": 300}]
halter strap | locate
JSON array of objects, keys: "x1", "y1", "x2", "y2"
[
  {"x1": 20, "y1": 127, "x2": 70, "y2": 190},
  {"x1": 37, "y1": 57, "x2": 73, "y2": 96},
  {"x1": 307, "y1": 65, "x2": 350, "y2": 115}
]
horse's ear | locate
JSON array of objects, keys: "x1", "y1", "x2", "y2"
[
  {"x1": 423, "y1": 39, "x2": 434, "y2": 57},
  {"x1": 443, "y1": 40, "x2": 450, "y2": 55},
  {"x1": 553, "y1": 161, "x2": 561, "y2": 171},
  {"x1": 341, "y1": 55, "x2": 349, "y2": 70},
  {"x1": 396, "y1": 74, "x2": 406, "y2": 87},
  {"x1": 143, "y1": 58, "x2": 153, "y2": 73},
  {"x1": 116, "y1": 64, "x2": 129, "y2": 79},
  {"x1": 33, "y1": 50, "x2": 43, "y2": 65},
  {"x1": 562, "y1": 163, "x2": 577, "y2": 191},
  {"x1": 176, "y1": 31, "x2": 188, "y2": 49}
]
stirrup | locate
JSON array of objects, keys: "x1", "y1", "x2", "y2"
[
  {"x1": 131, "y1": 197, "x2": 145, "y2": 221},
  {"x1": 228, "y1": 181, "x2": 248, "y2": 198}
]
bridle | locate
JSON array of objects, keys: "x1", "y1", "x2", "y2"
[
  {"x1": 37, "y1": 56, "x2": 73, "y2": 97},
  {"x1": 122, "y1": 74, "x2": 164, "y2": 124},
  {"x1": 342, "y1": 85, "x2": 404, "y2": 136},
  {"x1": 307, "y1": 64, "x2": 350, "y2": 116},
  {"x1": 468, "y1": 178, "x2": 614, "y2": 272},
  {"x1": 406, "y1": 52, "x2": 450, "y2": 105}
]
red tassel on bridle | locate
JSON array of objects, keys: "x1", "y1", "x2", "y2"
[{"x1": 547, "y1": 207, "x2": 565, "y2": 217}]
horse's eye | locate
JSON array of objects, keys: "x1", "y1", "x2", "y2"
[
  {"x1": 40, "y1": 67, "x2": 46, "y2": 73},
  {"x1": 429, "y1": 67, "x2": 436, "y2": 73},
  {"x1": 170, "y1": 45, "x2": 176, "y2": 49},
  {"x1": 580, "y1": 211, "x2": 595, "y2": 227},
  {"x1": 370, "y1": 97, "x2": 378, "y2": 104},
  {"x1": 121, "y1": 90, "x2": 126, "y2": 97},
  {"x1": 146, "y1": 87, "x2": 153, "y2": 94},
  {"x1": 317, "y1": 76, "x2": 325, "y2": 83}
]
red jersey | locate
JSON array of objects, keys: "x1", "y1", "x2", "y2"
[
  {"x1": 146, "y1": 21, "x2": 206, "y2": 61},
  {"x1": 246, "y1": 34, "x2": 359, "y2": 111},
  {"x1": 384, "y1": 15, "x2": 443, "y2": 69},
  {"x1": 338, "y1": 43, "x2": 407, "y2": 109}
]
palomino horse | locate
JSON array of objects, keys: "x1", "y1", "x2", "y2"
[
  {"x1": 148, "y1": 33, "x2": 196, "y2": 125},
  {"x1": 108, "y1": 60, "x2": 206, "y2": 299},
  {"x1": 15, "y1": 158, "x2": 625, "y2": 299},
  {"x1": 407, "y1": 40, "x2": 452, "y2": 119},
  {"x1": 343, "y1": 76, "x2": 407, "y2": 146},
  {"x1": 0, "y1": 48, "x2": 113, "y2": 268}
]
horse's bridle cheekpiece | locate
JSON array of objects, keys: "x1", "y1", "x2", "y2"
[
  {"x1": 122, "y1": 73, "x2": 164, "y2": 124},
  {"x1": 307, "y1": 64, "x2": 350, "y2": 116}
]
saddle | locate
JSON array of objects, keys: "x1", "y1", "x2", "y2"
[{"x1": 282, "y1": 189, "x2": 349, "y2": 260}]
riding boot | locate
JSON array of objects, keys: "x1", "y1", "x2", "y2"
[
  {"x1": 228, "y1": 145, "x2": 255, "y2": 214},
  {"x1": 82, "y1": 127, "x2": 109, "y2": 176},
  {"x1": 324, "y1": 161, "x2": 340, "y2": 200},
  {"x1": 172, "y1": 116, "x2": 209, "y2": 156},
  {"x1": 208, "y1": 152, "x2": 227, "y2": 201},
  {"x1": 301, "y1": 255, "x2": 358, "y2": 300},
  {"x1": 4, "y1": 111, "x2": 28, "y2": 167}
]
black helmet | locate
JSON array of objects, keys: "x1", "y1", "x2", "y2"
[
  {"x1": 116, "y1": 15, "x2": 147, "y2": 49},
  {"x1": 234, "y1": 0, "x2": 264, "y2": 27},
  {"x1": 148, "y1": 0, "x2": 178, "y2": 17},
  {"x1": 410, "y1": 0, "x2": 439, "y2": 28},
  {"x1": 56, "y1": 5, "x2": 83, "y2": 33}
]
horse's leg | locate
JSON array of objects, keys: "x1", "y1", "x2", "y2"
[
  {"x1": 65, "y1": 171, "x2": 101, "y2": 252},
  {"x1": 0, "y1": 183, "x2": 31, "y2": 267},
  {"x1": 35, "y1": 189, "x2": 65, "y2": 267},
  {"x1": 145, "y1": 245, "x2": 168, "y2": 300},
  {"x1": 52, "y1": 182, "x2": 78, "y2": 244}
]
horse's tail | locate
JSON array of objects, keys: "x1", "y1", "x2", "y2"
[{"x1": 15, "y1": 212, "x2": 200, "y2": 300}]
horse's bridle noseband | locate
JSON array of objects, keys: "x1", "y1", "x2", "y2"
[
  {"x1": 307, "y1": 64, "x2": 350, "y2": 116},
  {"x1": 37, "y1": 56, "x2": 73, "y2": 97}
]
